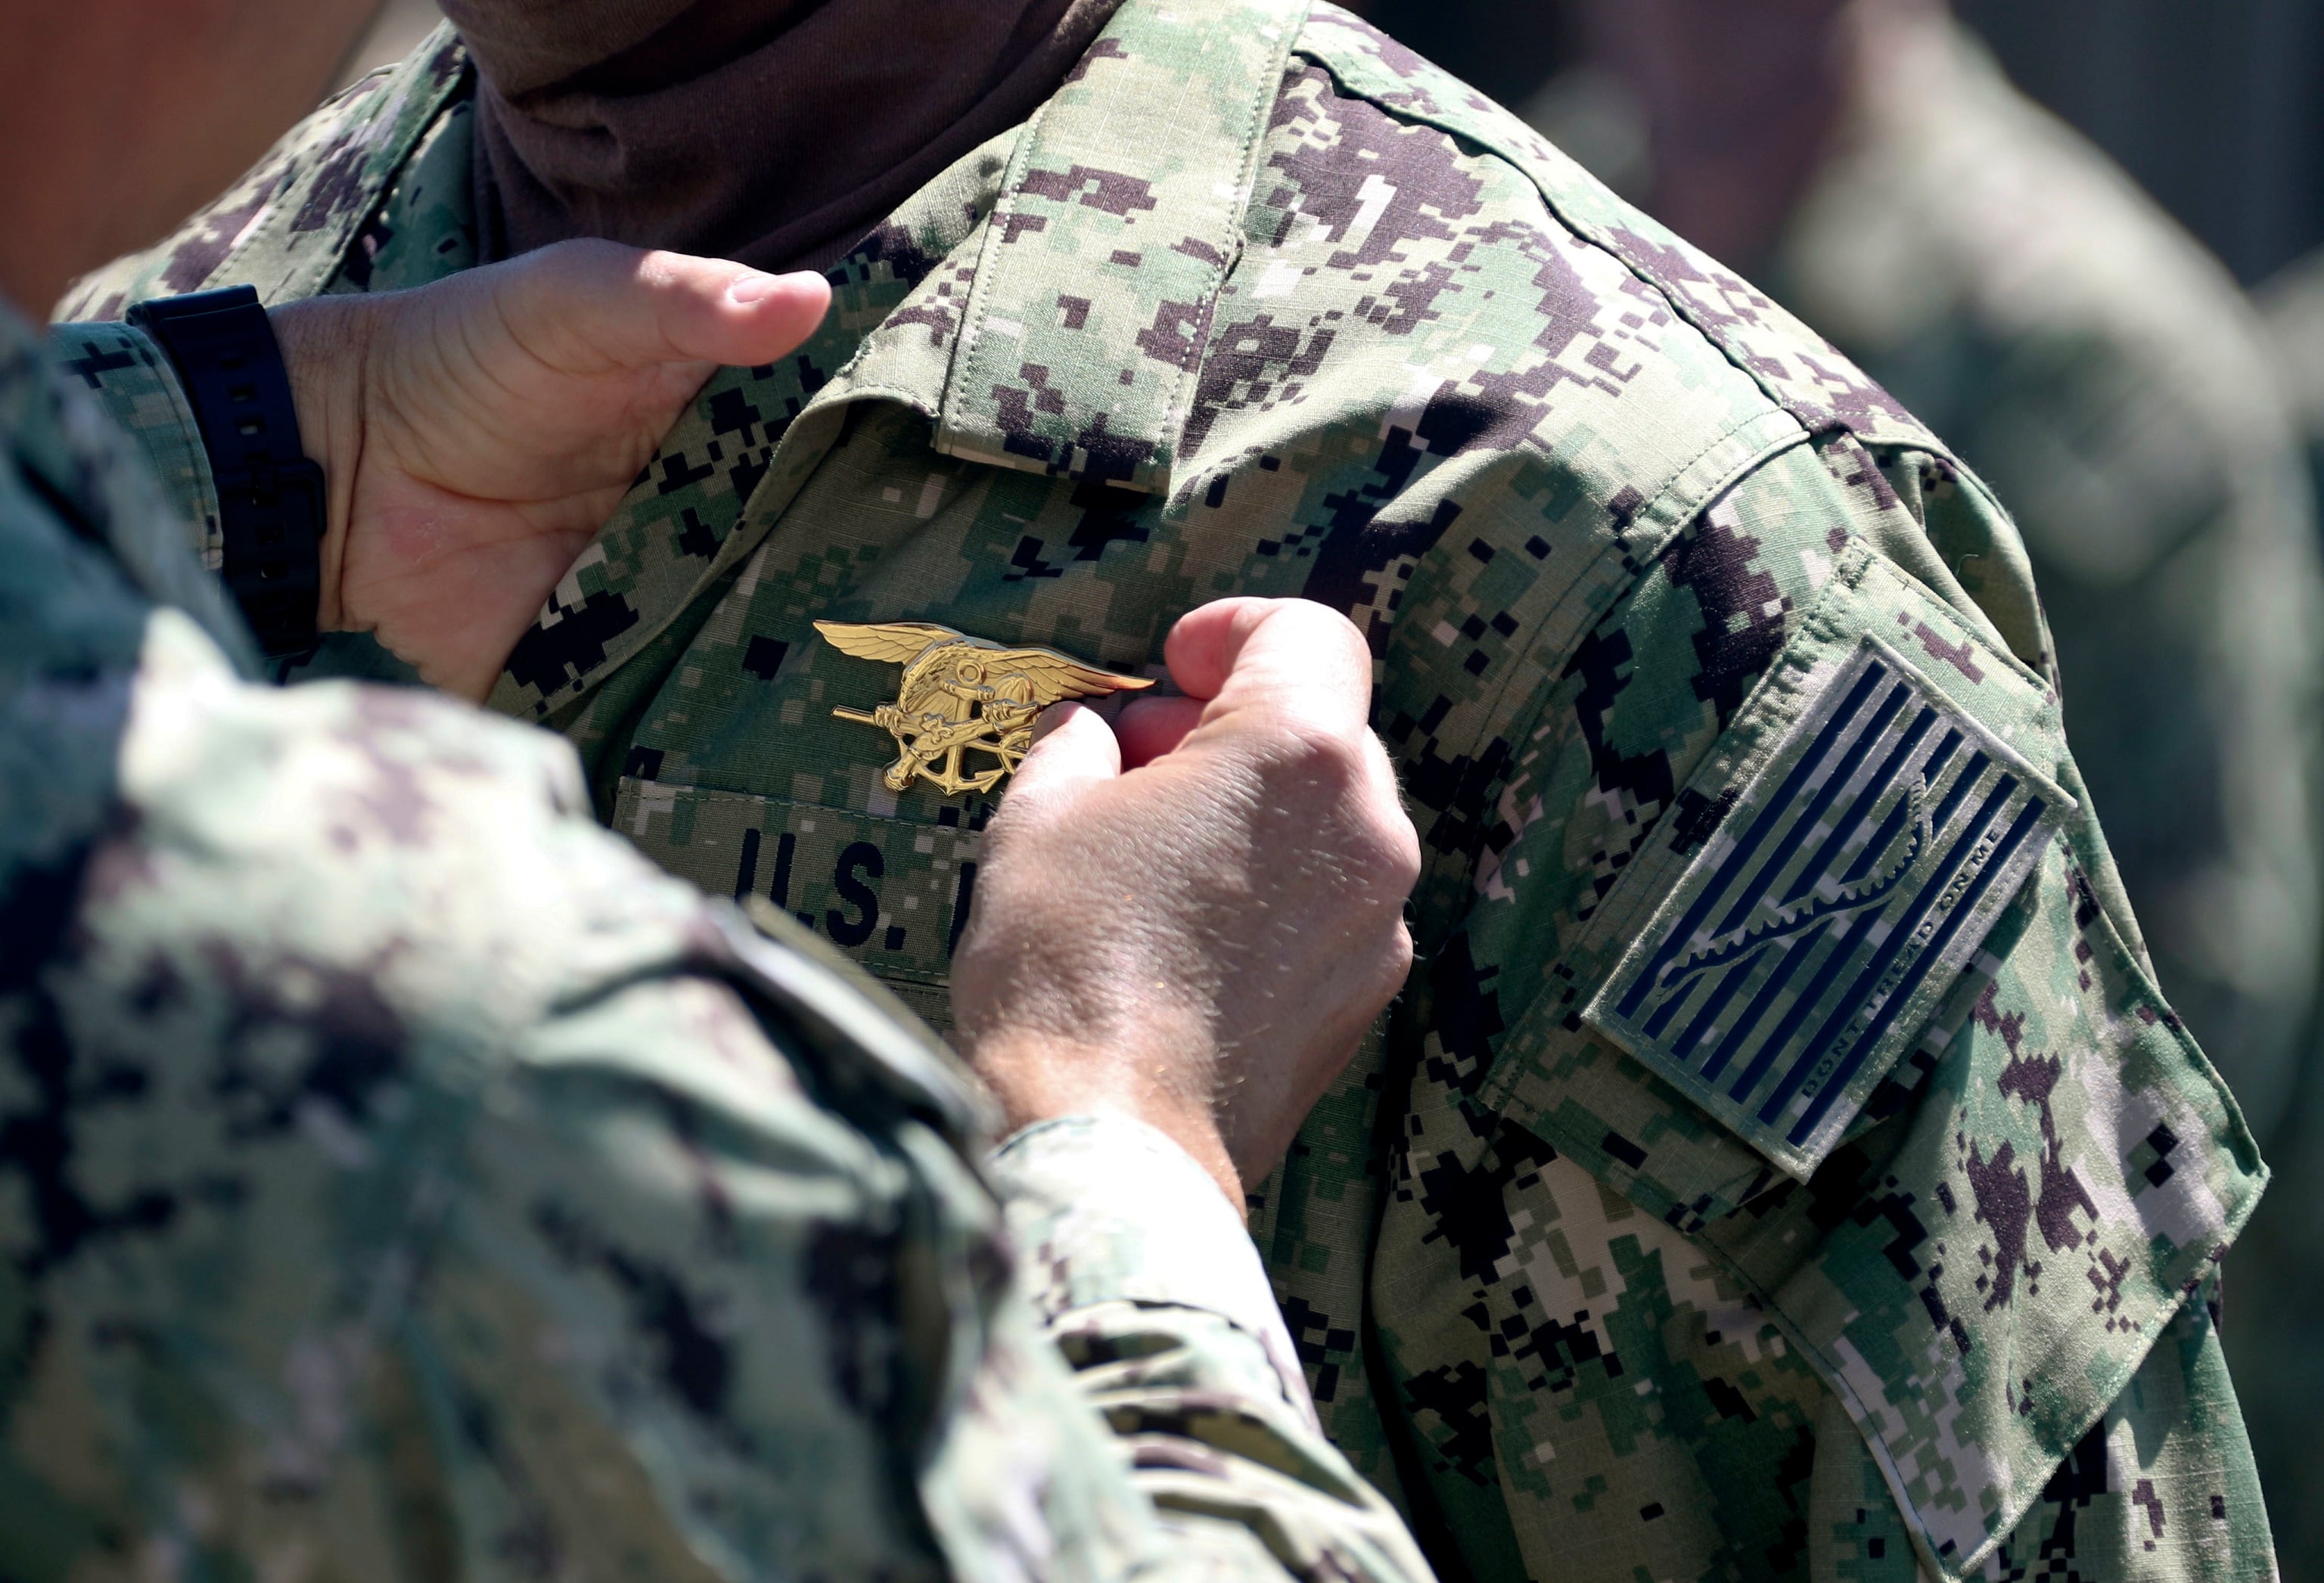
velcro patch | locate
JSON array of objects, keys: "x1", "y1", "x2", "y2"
[{"x1": 1586, "y1": 635, "x2": 2072, "y2": 1181}]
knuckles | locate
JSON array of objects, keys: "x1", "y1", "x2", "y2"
[
  {"x1": 1374, "y1": 921, "x2": 1417, "y2": 1000},
  {"x1": 1237, "y1": 709, "x2": 1375, "y2": 797},
  {"x1": 1262, "y1": 726, "x2": 1418, "y2": 880},
  {"x1": 1205, "y1": 714, "x2": 1420, "y2": 911}
]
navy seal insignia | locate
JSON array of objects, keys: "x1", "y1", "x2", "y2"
[{"x1": 814, "y1": 620, "x2": 1154, "y2": 797}]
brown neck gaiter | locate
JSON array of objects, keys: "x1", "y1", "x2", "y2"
[{"x1": 445, "y1": 0, "x2": 1126, "y2": 276}]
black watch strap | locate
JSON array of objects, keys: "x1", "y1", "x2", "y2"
[{"x1": 128, "y1": 285, "x2": 324, "y2": 656}]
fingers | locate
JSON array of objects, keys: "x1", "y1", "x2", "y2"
[
  {"x1": 483, "y1": 239, "x2": 832, "y2": 379},
  {"x1": 1002, "y1": 702, "x2": 1123, "y2": 818},
  {"x1": 1362, "y1": 729, "x2": 1425, "y2": 889},
  {"x1": 1154, "y1": 596, "x2": 1416, "y2": 892},
  {"x1": 640, "y1": 251, "x2": 832, "y2": 368},
  {"x1": 1160, "y1": 597, "x2": 1276, "y2": 700},
  {"x1": 1164, "y1": 596, "x2": 1375, "y2": 737},
  {"x1": 1115, "y1": 694, "x2": 1205, "y2": 769}
]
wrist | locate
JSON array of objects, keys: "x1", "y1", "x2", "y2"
[
  {"x1": 269, "y1": 296, "x2": 373, "y2": 633},
  {"x1": 127, "y1": 287, "x2": 331, "y2": 655},
  {"x1": 988, "y1": 1115, "x2": 1307, "y2": 1399},
  {"x1": 968, "y1": 1032, "x2": 1244, "y2": 1210}
]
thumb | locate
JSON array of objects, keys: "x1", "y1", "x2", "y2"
[
  {"x1": 1164, "y1": 597, "x2": 1375, "y2": 739},
  {"x1": 482, "y1": 239, "x2": 832, "y2": 378},
  {"x1": 1002, "y1": 702, "x2": 1123, "y2": 819}
]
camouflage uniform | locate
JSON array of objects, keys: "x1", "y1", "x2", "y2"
[
  {"x1": 1, "y1": 294, "x2": 1436, "y2": 1579},
  {"x1": 1757, "y1": 13, "x2": 2324, "y2": 1148},
  {"x1": 62, "y1": 2, "x2": 2278, "y2": 1577}
]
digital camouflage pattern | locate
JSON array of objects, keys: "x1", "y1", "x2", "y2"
[
  {"x1": 65, "y1": 1, "x2": 2279, "y2": 1576},
  {"x1": 1, "y1": 294, "x2": 1437, "y2": 1582},
  {"x1": 1759, "y1": 12, "x2": 2324, "y2": 1149}
]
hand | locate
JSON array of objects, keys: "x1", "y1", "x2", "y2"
[
  {"x1": 949, "y1": 598, "x2": 1421, "y2": 1206},
  {"x1": 270, "y1": 241, "x2": 831, "y2": 698}
]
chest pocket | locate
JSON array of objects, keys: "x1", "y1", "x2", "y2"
[{"x1": 614, "y1": 778, "x2": 985, "y2": 1033}]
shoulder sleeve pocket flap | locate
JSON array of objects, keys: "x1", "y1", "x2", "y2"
[{"x1": 1584, "y1": 627, "x2": 2074, "y2": 1181}]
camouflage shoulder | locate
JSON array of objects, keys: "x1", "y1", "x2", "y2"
[
  {"x1": 1416, "y1": 431, "x2": 2265, "y2": 1577},
  {"x1": 1290, "y1": 4, "x2": 1950, "y2": 457},
  {"x1": 57, "y1": 24, "x2": 473, "y2": 321}
]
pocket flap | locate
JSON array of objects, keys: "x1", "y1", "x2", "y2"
[{"x1": 1586, "y1": 633, "x2": 2074, "y2": 1181}]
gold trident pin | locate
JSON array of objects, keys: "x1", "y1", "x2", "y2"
[{"x1": 813, "y1": 620, "x2": 1154, "y2": 798}]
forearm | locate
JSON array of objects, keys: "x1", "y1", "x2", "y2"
[{"x1": 992, "y1": 1116, "x2": 1437, "y2": 1583}]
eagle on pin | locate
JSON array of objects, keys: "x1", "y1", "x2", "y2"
[{"x1": 813, "y1": 620, "x2": 1154, "y2": 797}]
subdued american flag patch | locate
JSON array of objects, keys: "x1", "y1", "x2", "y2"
[{"x1": 1586, "y1": 635, "x2": 2072, "y2": 1180}]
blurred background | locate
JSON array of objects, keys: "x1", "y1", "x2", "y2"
[
  {"x1": 1356, "y1": 0, "x2": 2324, "y2": 284},
  {"x1": 1344, "y1": 1, "x2": 2324, "y2": 1572},
  {"x1": 337, "y1": 0, "x2": 447, "y2": 90},
  {"x1": 329, "y1": 0, "x2": 2324, "y2": 1569}
]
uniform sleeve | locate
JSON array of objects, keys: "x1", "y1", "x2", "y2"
[
  {"x1": 1391, "y1": 431, "x2": 2272, "y2": 1579},
  {"x1": 2, "y1": 511, "x2": 1437, "y2": 1581},
  {"x1": 45, "y1": 320, "x2": 221, "y2": 571},
  {"x1": 993, "y1": 1119, "x2": 1438, "y2": 1582}
]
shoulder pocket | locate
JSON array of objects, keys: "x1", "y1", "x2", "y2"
[{"x1": 1576, "y1": 545, "x2": 2073, "y2": 1181}]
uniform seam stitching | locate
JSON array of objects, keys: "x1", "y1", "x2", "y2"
[
  {"x1": 1480, "y1": 548, "x2": 2255, "y2": 1578},
  {"x1": 240, "y1": 43, "x2": 472, "y2": 301},
  {"x1": 1288, "y1": 28, "x2": 1958, "y2": 467},
  {"x1": 1153, "y1": 8, "x2": 1314, "y2": 475},
  {"x1": 1414, "y1": 409, "x2": 1810, "y2": 917}
]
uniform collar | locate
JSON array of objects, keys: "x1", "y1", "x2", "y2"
[
  {"x1": 912, "y1": 0, "x2": 1310, "y2": 496},
  {"x1": 251, "y1": 32, "x2": 478, "y2": 306},
  {"x1": 458, "y1": 0, "x2": 1308, "y2": 719},
  {"x1": 181, "y1": 0, "x2": 1303, "y2": 504}
]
